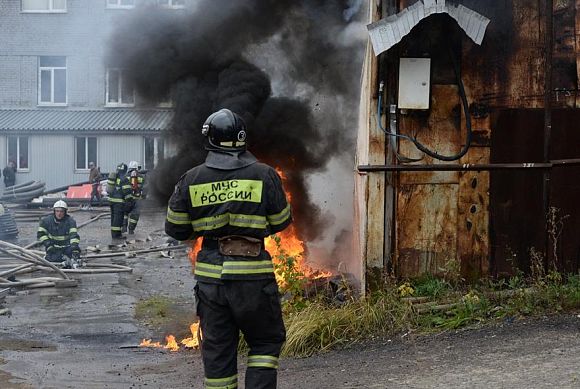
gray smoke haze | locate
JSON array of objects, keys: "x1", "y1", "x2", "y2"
[{"x1": 107, "y1": 0, "x2": 365, "y2": 242}]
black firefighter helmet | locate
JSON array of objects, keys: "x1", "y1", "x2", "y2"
[
  {"x1": 116, "y1": 162, "x2": 128, "y2": 175},
  {"x1": 202, "y1": 109, "x2": 247, "y2": 151}
]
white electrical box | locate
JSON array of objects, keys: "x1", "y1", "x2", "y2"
[{"x1": 398, "y1": 58, "x2": 431, "y2": 110}]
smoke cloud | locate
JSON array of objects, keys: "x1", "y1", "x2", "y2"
[{"x1": 107, "y1": 0, "x2": 365, "y2": 242}]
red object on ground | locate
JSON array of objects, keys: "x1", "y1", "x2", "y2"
[{"x1": 66, "y1": 184, "x2": 93, "y2": 199}]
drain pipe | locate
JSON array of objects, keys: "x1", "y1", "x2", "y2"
[{"x1": 543, "y1": 0, "x2": 553, "y2": 269}]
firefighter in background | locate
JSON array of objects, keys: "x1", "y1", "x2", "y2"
[
  {"x1": 37, "y1": 200, "x2": 82, "y2": 268},
  {"x1": 107, "y1": 162, "x2": 133, "y2": 239},
  {"x1": 165, "y1": 109, "x2": 292, "y2": 389},
  {"x1": 122, "y1": 160, "x2": 145, "y2": 235}
]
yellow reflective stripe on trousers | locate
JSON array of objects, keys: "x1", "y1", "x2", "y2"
[
  {"x1": 111, "y1": 226, "x2": 122, "y2": 231},
  {"x1": 247, "y1": 354, "x2": 279, "y2": 369},
  {"x1": 222, "y1": 261, "x2": 273, "y2": 275},
  {"x1": 194, "y1": 262, "x2": 223, "y2": 279},
  {"x1": 109, "y1": 197, "x2": 124, "y2": 203},
  {"x1": 166, "y1": 207, "x2": 191, "y2": 225},
  {"x1": 204, "y1": 374, "x2": 238, "y2": 389},
  {"x1": 191, "y1": 213, "x2": 267, "y2": 232},
  {"x1": 267, "y1": 203, "x2": 291, "y2": 226}
]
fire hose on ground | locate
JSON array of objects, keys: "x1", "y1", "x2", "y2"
[{"x1": 0, "y1": 239, "x2": 134, "y2": 291}]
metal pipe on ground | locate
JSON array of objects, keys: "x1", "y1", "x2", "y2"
[{"x1": 84, "y1": 244, "x2": 187, "y2": 259}]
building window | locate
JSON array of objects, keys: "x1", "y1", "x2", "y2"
[
  {"x1": 144, "y1": 137, "x2": 164, "y2": 170},
  {"x1": 106, "y1": 68, "x2": 135, "y2": 106},
  {"x1": 22, "y1": 0, "x2": 67, "y2": 12},
  {"x1": 76, "y1": 137, "x2": 97, "y2": 170},
  {"x1": 7, "y1": 136, "x2": 29, "y2": 171},
  {"x1": 38, "y1": 56, "x2": 66, "y2": 105},
  {"x1": 106, "y1": 0, "x2": 135, "y2": 9},
  {"x1": 158, "y1": 0, "x2": 185, "y2": 8}
]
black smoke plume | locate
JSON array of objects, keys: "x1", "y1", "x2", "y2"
[{"x1": 107, "y1": 0, "x2": 364, "y2": 241}]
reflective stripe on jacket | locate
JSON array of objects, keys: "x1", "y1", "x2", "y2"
[
  {"x1": 107, "y1": 173, "x2": 133, "y2": 203},
  {"x1": 165, "y1": 157, "x2": 292, "y2": 282},
  {"x1": 37, "y1": 214, "x2": 80, "y2": 252}
]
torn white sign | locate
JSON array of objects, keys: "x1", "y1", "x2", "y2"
[{"x1": 367, "y1": 0, "x2": 490, "y2": 55}]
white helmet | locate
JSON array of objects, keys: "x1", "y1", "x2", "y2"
[
  {"x1": 53, "y1": 200, "x2": 68, "y2": 210},
  {"x1": 128, "y1": 161, "x2": 139, "y2": 171}
]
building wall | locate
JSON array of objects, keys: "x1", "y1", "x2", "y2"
[
  {"x1": 2, "y1": 133, "x2": 147, "y2": 190},
  {"x1": 361, "y1": 0, "x2": 580, "y2": 283},
  {"x1": 0, "y1": 136, "x2": 5, "y2": 173},
  {"x1": 0, "y1": 0, "x2": 181, "y2": 190},
  {"x1": 0, "y1": 0, "x2": 193, "y2": 109}
]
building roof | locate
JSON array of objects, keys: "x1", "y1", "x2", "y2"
[{"x1": 0, "y1": 109, "x2": 173, "y2": 133}]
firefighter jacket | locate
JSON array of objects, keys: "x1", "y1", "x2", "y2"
[
  {"x1": 37, "y1": 214, "x2": 80, "y2": 253},
  {"x1": 165, "y1": 151, "x2": 292, "y2": 283},
  {"x1": 107, "y1": 172, "x2": 133, "y2": 205}
]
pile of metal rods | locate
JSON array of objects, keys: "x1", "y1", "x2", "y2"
[{"x1": 0, "y1": 239, "x2": 135, "y2": 291}]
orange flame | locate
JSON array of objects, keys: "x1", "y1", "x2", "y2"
[
  {"x1": 139, "y1": 322, "x2": 201, "y2": 352},
  {"x1": 181, "y1": 322, "x2": 201, "y2": 349}
]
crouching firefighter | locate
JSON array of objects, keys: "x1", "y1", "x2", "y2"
[
  {"x1": 165, "y1": 109, "x2": 292, "y2": 389},
  {"x1": 107, "y1": 163, "x2": 134, "y2": 239},
  {"x1": 122, "y1": 160, "x2": 145, "y2": 235},
  {"x1": 37, "y1": 200, "x2": 82, "y2": 268}
]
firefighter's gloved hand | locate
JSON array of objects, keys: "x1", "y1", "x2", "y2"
[
  {"x1": 62, "y1": 256, "x2": 80, "y2": 269},
  {"x1": 71, "y1": 252, "x2": 83, "y2": 268}
]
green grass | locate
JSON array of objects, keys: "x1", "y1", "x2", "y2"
[
  {"x1": 280, "y1": 272, "x2": 580, "y2": 357},
  {"x1": 134, "y1": 295, "x2": 174, "y2": 327},
  {"x1": 413, "y1": 275, "x2": 452, "y2": 298}
]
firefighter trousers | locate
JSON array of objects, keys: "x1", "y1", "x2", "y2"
[
  {"x1": 110, "y1": 203, "x2": 125, "y2": 238},
  {"x1": 123, "y1": 200, "x2": 140, "y2": 233},
  {"x1": 196, "y1": 279, "x2": 286, "y2": 389}
]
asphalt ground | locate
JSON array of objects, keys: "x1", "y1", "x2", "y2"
[{"x1": 0, "y1": 205, "x2": 579, "y2": 388}]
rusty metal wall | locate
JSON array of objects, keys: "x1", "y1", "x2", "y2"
[{"x1": 388, "y1": 0, "x2": 580, "y2": 279}]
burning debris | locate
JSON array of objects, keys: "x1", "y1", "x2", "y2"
[{"x1": 140, "y1": 322, "x2": 201, "y2": 352}]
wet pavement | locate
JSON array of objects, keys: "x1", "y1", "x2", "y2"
[
  {"x1": 0, "y1": 205, "x2": 202, "y2": 388},
  {"x1": 1, "y1": 205, "x2": 579, "y2": 388}
]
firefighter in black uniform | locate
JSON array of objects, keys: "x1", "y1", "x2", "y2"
[
  {"x1": 37, "y1": 200, "x2": 81, "y2": 268},
  {"x1": 107, "y1": 163, "x2": 133, "y2": 239},
  {"x1": 122, "y1": 160, "x2": 145, "y2": 235},
  {"x1": 165, "y1": 109, "x2": 292, "y2": 389}
]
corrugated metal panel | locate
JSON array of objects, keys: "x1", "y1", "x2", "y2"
[{"x1": 0, "y1": 109, "x2": 173, "y2": 132}]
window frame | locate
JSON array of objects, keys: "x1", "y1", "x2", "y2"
[
  {"x1": 105, "y1": 68, "x2": 135, "y2": 107},
  {"x1": 143, "y1": 136, "x2": 164, "y2": 170},
  {"x1": 21, "y1": 0, "x2": 67, "y2": 13},
  {"x1": 74, "y1": 136, "x2": 98, "y2": 172},
  {"x1": 38, "y1": 56, "x2": 67, "y2": 106},
  {"x1": 158, "y1": 0, "x2": 185, "y2": 9},
  {"x1": 7, "y1": 136, "x2": 30, "y2": 172},
  {"x1": 106, "y1": 0, "x2": 135, "y2": 9}
]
